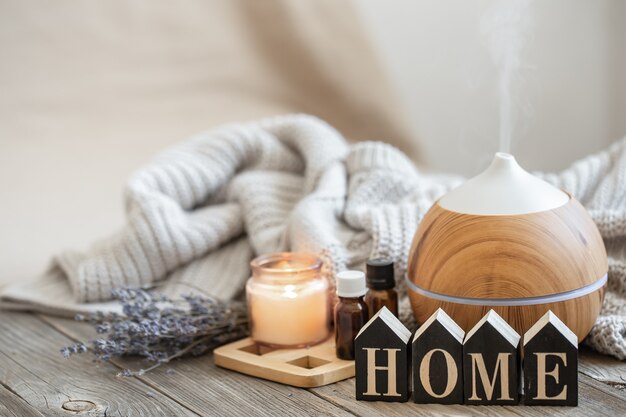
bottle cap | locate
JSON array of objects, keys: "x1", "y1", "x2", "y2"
[
  {"x1": 366, "y1": 258, "x2": 395, "y2": 290},
  {"x1": 336, "y1": 270, "x2": 367, "y2": 298}
]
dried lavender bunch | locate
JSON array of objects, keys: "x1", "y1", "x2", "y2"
[{"x1": 61, "y1": 288, "x2": 248, "y2": 376}]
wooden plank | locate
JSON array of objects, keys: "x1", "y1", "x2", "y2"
[
  {"x1": 577, "y1": 374, "x2": 626, "y2": 408},
  {"x1": 579, "y1": 346, "x2": 626, "y2": 386},
  {"x1": 38, "y1": 313, "x2": 626, "y2": 417},
  {"x1": 312, "y1": 378, "x2": 520, "y2": 416},
  {"x1": 0, "y1": 312, "x2": 199, "y2": 417},
  {"x1": 0, "y1": 384, "x2": 45, "y2": 417},
  {"x1": 40, "y1": 315, "x2": 357, "y2": 417},
  {"x1": 310, "y1": 371, "x2": 626, "y2": 417}
]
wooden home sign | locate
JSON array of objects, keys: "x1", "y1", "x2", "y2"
[
  {"x1": 463, "y1": 310, "x2": 520, "y2": 405},
  {"x1": 355, "y1": 307, "x2": 411, "y2": 402},
  {"x1": 412, "y1": 308, "x2": 464, "y2": 404},
  {"x1": 355, "y1": 309, "x2": 578, "y2": 406},
  {"x1": 523, "y1": 311, "x2": 578, "y2": 406}
]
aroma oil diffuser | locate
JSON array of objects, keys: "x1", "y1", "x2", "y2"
[{"x1": 406, "y1": 153, "x2": 607, "y2": 342}]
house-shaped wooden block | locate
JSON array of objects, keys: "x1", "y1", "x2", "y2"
[
  {"x1": 463, "y1": 310, "x2": 520, "y2": 405},
  {"x1": 523, "y1": 311, "x2": 578, "y2": 406},
  {"x1": 355, "y1": 306, "x2": 411, "y2": 402},
  {"x1": 413, "y1": 308, "x2": 464, "y2": 404}
]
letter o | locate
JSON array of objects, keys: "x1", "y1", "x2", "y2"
[{"x1": 419, "y1": 348, "x2": 458, "y2": 398}]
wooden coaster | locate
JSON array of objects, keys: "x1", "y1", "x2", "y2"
[{"x1": 214, "y1": 337, "x2": 355, "y2": 388}]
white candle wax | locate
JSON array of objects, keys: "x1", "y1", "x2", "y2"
[{"x1": 246, "y1": 253, "x2": 330, "y2": 348}]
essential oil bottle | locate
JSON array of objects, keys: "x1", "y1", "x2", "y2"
[
  {"x1": 364, "y1": 258, "x2": 398, "y2": 318},
  {"x1": 334, "y1": 270, "x2": 368, "y2": 360}
]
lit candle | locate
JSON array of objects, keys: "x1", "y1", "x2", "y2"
[{"x1": 246, "y1": 253, "x2": 330, "y2": 347}]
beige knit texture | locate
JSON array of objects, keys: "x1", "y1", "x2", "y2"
[{"x1": 2, "y1": 114, "x2": 625, "y2": 359}]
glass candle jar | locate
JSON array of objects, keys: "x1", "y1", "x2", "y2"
[{"x1": 246, "y1": 252, "x2": 330, "y2": 348}]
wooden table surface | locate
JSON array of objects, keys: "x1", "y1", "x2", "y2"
[{"x1": 1, "y1": 311, "x2": 625, "y2": 417}]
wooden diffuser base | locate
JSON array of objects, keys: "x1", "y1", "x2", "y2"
[
  {"x1": 407, "y1": 288, "x2": 605, "y2": 343},
  {"x1": 214, "y1": 337, "x2": 354, "y2": 388},
  {"x1": 407, "y1": 197, "x2": 608, "y2": 342}
]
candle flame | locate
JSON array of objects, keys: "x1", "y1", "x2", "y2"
[{"x1": 283, "y1": 284, "x2": 298, "y2": 299}]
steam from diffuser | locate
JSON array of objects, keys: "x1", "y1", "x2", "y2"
[{"x1": 480, "y1": 0, "x2": 532, "y2": 154}]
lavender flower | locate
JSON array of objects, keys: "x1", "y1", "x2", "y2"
[
  {"x1": 61, "y1": 288, "x2": 248, "y2": 376},
  {"x1": 60, "y1": 343, "x2": 88, "y2": 359}
]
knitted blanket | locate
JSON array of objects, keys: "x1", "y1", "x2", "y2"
[{"x1": 2, "y1": 114, "x2": 626, "y2": 359}]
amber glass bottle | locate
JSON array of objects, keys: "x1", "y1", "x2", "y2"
[
  {"x1": 334, "y1": 270, "x2": 368, "y2": 360},
  {"x1": 364, "y1": 258, "x2": 398, "y2": 318}
]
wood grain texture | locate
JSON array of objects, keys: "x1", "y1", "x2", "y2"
[
  {"x1": 579, "y1": 347, "x2": 626, "y2": 385},
  {"x1": 214, "y1": 337, "x2": 354, "y2": 388},
  {"x1": 312, "y1": 377, "x2": 521, "y2": 416},
  {"x1": 0, "y1": 384, "x2": 45, "y2": 417},
  {"x1": 408, "y1": 289, "x2": 604, "y2": 344},
  {"x1": 2, "y1": 311, "x2": 626, "y2": 416},
  {"x1": 407, "y1": 197, "x2": 607, "y2": 341},
  {"x1": 577, "y1": 373, "x2": 626, "y2": 413},
  {"x1": 310, "y1": 373, "x2": 626, "y2": 417},
  {"x1": 0, "y1": 312, "x2": 199, "y2": 417},
  {"x1": 409, "y1": 198, "x2": 607, "y2": 296},
  {"x1": 40, "y1": 315, "x2": 356, "y2": 417}
]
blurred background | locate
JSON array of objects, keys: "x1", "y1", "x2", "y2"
[
  {"x1": 360, "y1": 0, "x2": 626, "y2": 173},
  {"x1": 1, "y1": 0, "x2": 625, "y2": 286}
]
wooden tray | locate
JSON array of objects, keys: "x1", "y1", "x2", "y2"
[{"x1": 214, "y1": 337, "x2": 355, "y2": 388}]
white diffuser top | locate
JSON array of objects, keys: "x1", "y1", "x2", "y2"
[{"x1": 439, "y1": 152, "x2": 569, "y2": 215}]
